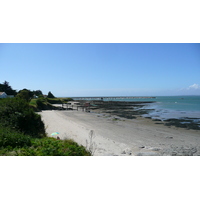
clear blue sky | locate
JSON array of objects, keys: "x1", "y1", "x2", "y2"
[{"x1": 1, "y1": 43, "x2": 200, "y2": 97}]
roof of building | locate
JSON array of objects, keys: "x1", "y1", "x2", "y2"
[{"x1": 0, "y1": 92, "x2": 6, "y2": 95}]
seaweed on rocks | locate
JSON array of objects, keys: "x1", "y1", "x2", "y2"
[
  {"x1": 89, "y1": 100, "x2": 154, "y2": 120},
  {"x1": 164, "y1": 118, "x2": 200, "y2": 130}
]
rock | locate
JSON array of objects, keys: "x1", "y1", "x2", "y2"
[
  {"x1": 121, "y1": 150, "x2": 126, "y2": 154},
  {"x1": 166, "y1": 136, "x2": 173, "y2": 139},
  {"x1": 151, "y1": 147, "x2": 161, "y2": 151},
  {"x1": 136, "y1": 152, "x2": 160, "y2": 156},
  {"x1": 121, "y1": 148, "x2": 132, "y2": 155}
]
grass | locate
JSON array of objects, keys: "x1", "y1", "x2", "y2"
[{"x1": 29, "y1": 99, "x2": 37, "y2": 107}]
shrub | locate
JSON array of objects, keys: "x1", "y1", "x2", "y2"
[
  {"x1": 62, "y1": 98, "x2": 74, "y2": 102},
  {"x1": 15, "y1": 137, "x2": 91, "y2": 156},
  {"x1": 0, "y1": 125, "x2": 31, "y2": 148},
  {"x1": 47, "y1": 98, "x2": 62, "y2": 104},
  {"x1": 0, "y1": 98, "x2": 46, "y2": 137},
  {"x1": 36, "y1": 97, "x2": 47, "y2": 110},
  {"x1": 36, "y1": 98, "x2": 59, "y2": 110}
]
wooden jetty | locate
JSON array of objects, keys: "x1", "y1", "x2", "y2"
[{"x1": 72, "y1": 96, "x2": 156, "y2": 101}]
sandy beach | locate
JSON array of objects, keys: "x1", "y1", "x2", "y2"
[{"x1": 40, "y1": 108, "x2": 200, "y2": 156}]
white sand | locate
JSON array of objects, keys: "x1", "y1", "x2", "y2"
[{"x1": 40, "y1": 110, "x2": 200, "y2": 156}]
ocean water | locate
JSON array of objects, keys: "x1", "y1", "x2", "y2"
[
  {"x1": 104, "y1": 96, "x2": 200, "y2": 120},
  {"x1": 140, "y1": 96, "x2": 200, "y2": 120},
  {"x1": 74, "y1": 96, "x2": 200, "y2": 120}
]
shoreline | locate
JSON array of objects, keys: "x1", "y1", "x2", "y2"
[
  {"x1": 40, "y1": 106, "x2": 200, "y2": 156},
  {"x1": 87, "y1": 100, "x2": 200, "y2": 130}
]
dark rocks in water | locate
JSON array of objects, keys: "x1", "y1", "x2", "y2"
[
  {"x1": 88, "y1": 100, "x2": 154, "y2": 120},
  {"x1": 77, "y1": 100, "x2": 200, "y2": 131},
  {"x1": 164, "y1": 118, "x2": 200, "y2": 130},
  {"x1": 153, "y1": 119, "x2": 162, "y2": 121}
]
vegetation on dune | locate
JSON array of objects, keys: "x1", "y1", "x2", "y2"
[
  {"x1": 0, "y1": 81, "x2": 89, "y2": 156},
  {"x1": 29, "y1": 97, "x2": 74, "y2": 111},
  {"x1": 0, "y1": 125, "x2": 32, "y2": 148},
  {"x1": 0, "y1": 136, "x2": 90, "y2": 156},
  {"x1": 0, "y1": 98, "x2": 46, "y2": 138},
  {"x1": 16, "y1": 89, "x2": 34, "y2": 101},
  {"x1": 46, "y1": 98, "x2": 63, "y2": 104},
  {"x1": 0, "y1": 98, "x2": 90, "y2": 156}
]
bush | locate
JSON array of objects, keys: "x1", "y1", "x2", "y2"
[
  {"x1": 0, "y1": 98, "x2": 46, "y2": 137},
  {"x1": 36, "y1": 97, "x2": 47, "y2": 110},
  {"x1": 47, "y1": 98, "x2": 62, "y2": 104},
  {"x1": 0, "y1": 125, "x2": 31, "y2": 148},
  {"x1": 62, "y1": 98, "x2": 74, "y2": 103},
  {"x1": 14, "y1": 137, "x2": 91, "y2": 156}
]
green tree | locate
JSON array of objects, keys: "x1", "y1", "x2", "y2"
[
  {"x1": 0, "y1": 81, "x2": 17, "y2": 95},
  {"x1": 33, "y1": 90, "x2": 43, "y2": 96},
  {"x1": 16, "y1": 89, "x2": 34, "y2": 101},
  {"x1": 47, "y1": 91, "x2": 55, "y2": 98}
]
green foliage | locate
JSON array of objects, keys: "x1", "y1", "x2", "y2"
[
  {"x1": 29, "y1": 99, "x2": 37, "y2": 107},
  {"x1": 47, "y1": 98, "x2": 62, "y2": 104},
  {"x1": 3, "y1": 137, "x2": 91, "y2": 156},
  {"x1": 30, "y1": 137, "x2": 91, "y2": 156},
  {"x1": 0, "y1": 125, "x2": 31, "y2": 148},
  {"x1": 36, "y1": 97, "x2": 47, "y2": 110},
  {"x1": 0, "y1": 98, "x2": 46, "y2": 137},
  {"x1": 47, "y1": 91, "x2": 55, "y2": 98},
  {"x1": 62, "y1": 98, "x2": 74, "y2": 102},
  {"x1": 33, "y1": 90, "x2": 43, "y2": 96},
  {"x1": 30, "y1": 97, "x2": 60, "y2": 111},
  {"x1": 0, "y1": 81, "x2": 17, "y2": 96},
  {"x1": 16, "y1": 89, "x2": 34, "y2": 102},
  {"x1": 0, "y1": 82, "x2": 91, "y2": 156},
  {"x1": 36, "y1": 97, "x2": 58, "y2": 110}
]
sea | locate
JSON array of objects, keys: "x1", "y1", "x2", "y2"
[
  {"x1": 72, "y1": 95, "x2": 200, "y2": 121},
  {"x1": 101, "y1": 96, "x2": 200, "y2": 122},
  {"x1": 112, "y1": 96, "x2": 200, "y2": 121}
]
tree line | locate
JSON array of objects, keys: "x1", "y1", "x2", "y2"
[{"x1": 0, "y1": 81, "x2": 55, "y2": 101}]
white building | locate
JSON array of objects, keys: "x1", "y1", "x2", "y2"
[{"x1": 0, "y1": 92, "x2": 7, "y2": 98}]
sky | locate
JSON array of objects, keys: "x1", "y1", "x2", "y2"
[{"x1": 0, "y1": 43, "x2": 200, "y2": 97}]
